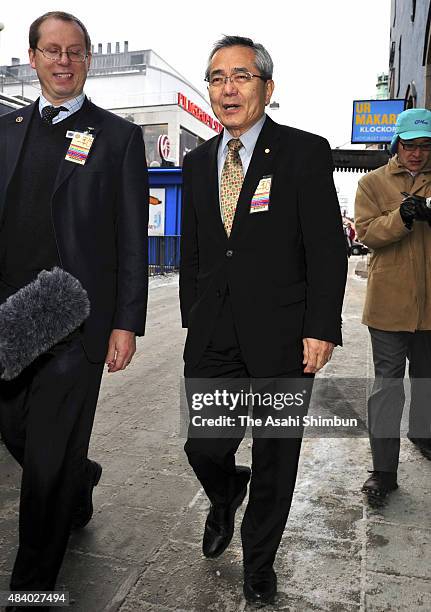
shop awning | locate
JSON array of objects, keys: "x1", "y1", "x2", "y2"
[{"x1": 332, "y1": 149, "x2": 390, "y2": 173}]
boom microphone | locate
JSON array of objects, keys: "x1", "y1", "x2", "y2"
[{"x1": 0, "y1": 267, "x2": 90, "y2": 380}]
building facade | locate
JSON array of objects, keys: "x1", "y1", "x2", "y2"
[
  {"x1": 0, "y1": 92, "x2": 27, "y2": 115},
  {"x1": 389, "y1": 0, "x2": 431, "y2": 107},
  {"x1": 376, "y1": 73, "x2": 389, "y2": 100},
  {"x1": 0, "y1": 44, "x2": 221, "y2": 165}
]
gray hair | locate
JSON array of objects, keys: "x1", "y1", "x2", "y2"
[{"x1": 205, "y1": 35, "x2": 273, "y2": 81}]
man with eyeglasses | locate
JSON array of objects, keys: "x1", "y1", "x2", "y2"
[
  {"x1": 0, "y1": 11, "x2": 148, "y2": 603},
  {"x1": 355, "y1": 108, "x2": 431, "y2": 503},
  {"x1": 180, "y1": 35, "x2": 347, "y2": 606}
]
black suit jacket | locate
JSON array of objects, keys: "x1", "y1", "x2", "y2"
[
  {"x1": 179, "y1": 116, "x2": 347, "y2": 376},
  {"x1": 0, "y1": 98, "x2": 149, "y2": 362}
]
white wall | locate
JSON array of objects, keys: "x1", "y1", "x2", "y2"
[{"x1": 112, "y1": 105, "x2": 217, "y2": 164}]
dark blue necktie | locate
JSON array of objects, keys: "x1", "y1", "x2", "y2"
[{"x1": 41, "y1": 105, "x2": 67, "y2": 124}]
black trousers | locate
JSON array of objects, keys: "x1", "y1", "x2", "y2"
[
  {"x1": 368, "y1": 327, "x2": 431, "y2": 472},
  {"x1": 184, "y1": 295, "x2": 310, "y2": 575},
  {"x1": 0, "y1": 329, "x2": 104, "y2": 590}
]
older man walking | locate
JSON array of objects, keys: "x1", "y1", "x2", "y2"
[{"x1": 180, "y1": 35, "x2": 347, "y2": 605}]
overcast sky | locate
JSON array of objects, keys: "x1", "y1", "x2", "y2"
[
  {"x1": 1, "y1": 0, "x2": 391, "y2": 148},
  {"x1": 0, "y1": 1, "x2": 391, "y2": 215}
]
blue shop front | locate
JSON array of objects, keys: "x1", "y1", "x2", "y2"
[{"x1": 148, "y1": 167, "x2": 182, "y2": 274}]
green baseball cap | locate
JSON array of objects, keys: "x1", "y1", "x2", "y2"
[{"x1": 390, "y1": 108, "x2": 431, "y2": 153}]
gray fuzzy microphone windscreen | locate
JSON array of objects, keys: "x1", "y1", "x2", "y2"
[{"x1": 0, "y1": 267, "x2": 90, "y2": 380}]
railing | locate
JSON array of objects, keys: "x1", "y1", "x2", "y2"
[{"x1": 148, "y1": 235, "x2": 180, "y2": 276}]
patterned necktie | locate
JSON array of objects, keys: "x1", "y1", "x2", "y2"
[
  {"x1": 220, "y1": 138, "x2": 244, "y2": 236},
  {"x1": 41, "y1": 105, "x2": 67, "y2": 124}
]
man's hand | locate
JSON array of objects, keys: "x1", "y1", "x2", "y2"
[
  {"x1": 401, "y1": 192, "x2": 431, "y2": 225},
  {"x1": 399, "y1": 198, "x2": 417, "y2": 229},
  {"x1": 105, "y1": 329, "x2": 136, "y2": 373},
  {"x1": 302, "y1": 338, "x2": 334, "y2": 374}
]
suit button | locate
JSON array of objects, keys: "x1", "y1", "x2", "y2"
[{"x1": 226, "y1": 250, "x2": 233, "y2": 257}]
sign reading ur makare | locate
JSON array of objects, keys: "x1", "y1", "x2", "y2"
[{"x1": 351, "y1": 99, "x2": 405, "y2": 144}]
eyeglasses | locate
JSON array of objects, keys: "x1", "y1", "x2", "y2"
[
  {"x1": 399, "y1": 140, "x2": 431, "y2": 152},
  {"x1": 36, "y1": 47, "x2": 88, "y2": 63},
  {"x1": 205, "y1": 71, "x2": 266, "y2": 88}
]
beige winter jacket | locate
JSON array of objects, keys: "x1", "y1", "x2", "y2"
[{"x1": 355, "y1": 155, "x2": 431, "y2": 331}]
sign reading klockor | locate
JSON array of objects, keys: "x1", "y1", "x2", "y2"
[
  {"x1": 178, "y1": 93, "x2": 222, "y2": 133},
  {"x1": 351, "y1": 99, "x2": 406, "y2": 144}
]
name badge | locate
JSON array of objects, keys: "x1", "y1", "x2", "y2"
[
  {"x1": 250, "y1": 175, "x2": 272, "y2": 213},
  {"x1": 65, "y1": 131, "x2": 94, "y2": 165}
]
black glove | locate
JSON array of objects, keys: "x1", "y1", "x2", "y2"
[
  {"x1": 401, "y1": 193, "x2": 431, "y2": 224},
  {"x1": 400, "y1": 198, "x2": 416, "y2": 229}
]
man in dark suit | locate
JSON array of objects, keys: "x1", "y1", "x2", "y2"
[
  {"x1": 0, "y1": 11, "x2": 148, "y2": 599},
  {"x1": 180, "y1": 36, "x2": 347, "y2": 606}
]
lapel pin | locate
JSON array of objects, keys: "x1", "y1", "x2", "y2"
[
  {"x1": 16, "y1": 116, "x2": 23, "y2": 123},
  {"x1": 265, "y1": 148, "x2": 270, "y2": 154}
]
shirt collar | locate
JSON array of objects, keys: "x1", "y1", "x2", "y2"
[
  {"x1": 38, "y1": 93, "x2": 86, "y2": 124},
  {"x1": 221, "y1": 114, "x2": 267, "y2": 155}
]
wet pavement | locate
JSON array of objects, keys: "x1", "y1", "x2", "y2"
[{"x1": 1, "y1": 259, "x2": 430, "y2": 611}]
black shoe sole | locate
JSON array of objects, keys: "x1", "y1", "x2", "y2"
[
  {"x1": 244, "y1": 594, "x2": 276, "y2": 607},
  {"x1": 361, "y1": 483, "x2": 398, "y2": 505},
  {"x1": 243, "y1": 575, "x2": 277, "y2": 607}
]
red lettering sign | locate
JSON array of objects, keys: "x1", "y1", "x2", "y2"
[
  {"x1": 157, "y1": 134, "x2": 171, "y2": 160},
  {"x1": 177, "y1": 92, "x2": 222, "y2": 133}
]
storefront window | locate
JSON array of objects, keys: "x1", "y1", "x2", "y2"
[
  {"x1": 141, "y1": 124, "x2": 169, "y2": 166},
  {"x1": 179, "y1": 127, "x2": 205, "y2": 165}
]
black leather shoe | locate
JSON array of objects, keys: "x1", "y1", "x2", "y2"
[
  {"x1": 202, "y1": 466, "x2": 251, "y2": 559},
  {"x1": 408, "y1": 436, "x2": 431, "y2": 460},
  {"x1": 71, "y1": 460, "x2": 102, "y2": 530},
  {"x1": 243, "y1": 568, "x2": 277, "y2": 606},
  {"x1": 361, "y1": 470, "x2": 398, "y2": 500}
]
